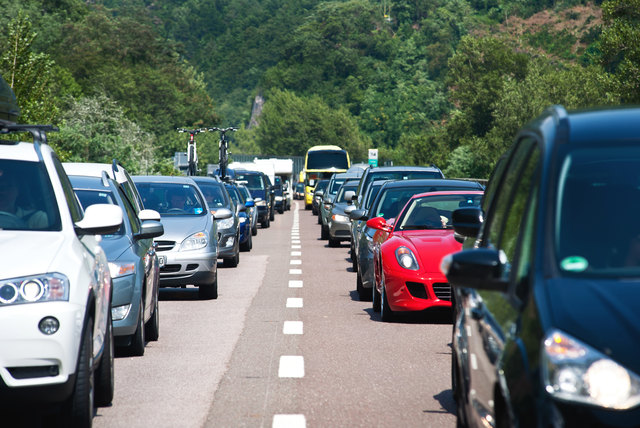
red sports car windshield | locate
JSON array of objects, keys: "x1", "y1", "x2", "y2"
[{"x1": 395, "y1": 193, "x2": 483, "y2": 231}]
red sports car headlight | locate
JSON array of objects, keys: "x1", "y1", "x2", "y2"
[{"x1": 395, "y1": 246, "x2": 419, "y2": 270}]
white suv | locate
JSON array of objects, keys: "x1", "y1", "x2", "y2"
[{"x1": 0, "y1": 122, "x2": 122, "y2": 426}]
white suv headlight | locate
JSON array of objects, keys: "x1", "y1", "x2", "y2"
[
  {"x1": 180, "y1": 231, "x2": 208, "y2": 251},
  {"x1": 0, "y1": 273, "x2": 69, "y2": 305},
  {"x1": 542, "y1": 329, "x2": 640, "y2": 409}
]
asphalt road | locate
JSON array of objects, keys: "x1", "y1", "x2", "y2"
[{"x1": 93, "y1": 201, "x2": 456, "y2": 427}]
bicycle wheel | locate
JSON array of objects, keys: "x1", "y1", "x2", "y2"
[{"x1": 188, "y1": 145, "x2": 196, "y2": 176}]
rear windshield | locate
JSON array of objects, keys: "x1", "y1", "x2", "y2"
[
  {"x1": 0, "y1": 160, "x2": 61, "y2": 231},
  {"x1": 235, "y1": 173, "x2": 265, "y2": 191}
]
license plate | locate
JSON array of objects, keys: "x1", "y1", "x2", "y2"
[{"x1": 158, "y1": 255, "x2": 166, "y2": 268}]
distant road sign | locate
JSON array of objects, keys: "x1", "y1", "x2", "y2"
[{"x1": 368, "y1": 149, "x2": 378, "y2": 167}]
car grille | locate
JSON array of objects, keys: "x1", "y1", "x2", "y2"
[
  {"x1": 155, "y1": 240, "x2": 176, "y2": 252},
  {"x1": 432, "y1": 283, "x2": 452, "y2": 301},
  {"x1": 161, "y1": 264, "x2": 181, "y2": 273}
]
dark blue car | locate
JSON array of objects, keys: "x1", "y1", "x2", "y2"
[
  {"x1": 445, "y1": 105, "x2": 640, "y2": 428},
  {"x1": 224, "y1": 182, "x2": 253, "y2": 252}
]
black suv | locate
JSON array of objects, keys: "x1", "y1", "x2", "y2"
[{"x1": 444, "y1": 105, "x2": 640, "y2": 428}]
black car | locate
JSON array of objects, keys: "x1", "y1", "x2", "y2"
[
  {"x1": 233, "y1": 169, "x2": 273, "y2": 228},
  {"x1": 444, "y1": 105, "x2": 640, "y2": 428}
]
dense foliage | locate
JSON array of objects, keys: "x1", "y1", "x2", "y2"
[{"x1": 1, "y1": 0, "x2": 634, "y2": 178}]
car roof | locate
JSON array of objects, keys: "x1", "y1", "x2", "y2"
[
  {"x1": 133, "y1": 175, "x2": 197, "y2": 184},
  {"x1": 365, "y1": 165, "x2": 441, "y2": 173},
  {"x1": 68, "y1": 174, "x2": 112, "y2": 189},
  {"x1": 332, "y1": 172, "x2": 363, "y2": 179},
  {"x1": 378, "y1": 178, "x2": 484, "y2": 190},
  {"x1": 0, "y1": 141, "x2": 41, "y2": 161},
  {"x1": 192, "y1": 176, "x2": 224, "y2": 186},
  {"x1": 410, "y1": 190, "x2": 484, "y2": 199}
]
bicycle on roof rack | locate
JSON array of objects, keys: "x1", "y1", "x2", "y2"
[
  {"x1": 177, "y1": 127, "x2": 207, "y2": 176},
  {"x1": 209, "y1": 127, "x2": 237, "y2": 180}
]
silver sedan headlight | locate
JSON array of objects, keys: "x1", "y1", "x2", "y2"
[
  {"x1": 216, "y1": 216, "x2": 235, "y2": 230},
  {"x1": 542, "y1": 329, "x2": 640, "y2": 409},
  {"x1": 180, "y1": 231, "x2": 208, "y2": 251},
  {"x1": 0, "y1": 273, "x2": 69, "y2": 305},
  {"x1": 332, "y1": 214, "x2": 349, "y2": 223}
]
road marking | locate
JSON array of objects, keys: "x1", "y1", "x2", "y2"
[
  {"x1": 291, "y1": 245, "x2": 301, "y2": 249},
  {"x1": 283, "y1": 321, "x2": 303, "y2": 335},
  {"x1": 470, "y1": 353, "x2": 478, "y2": 371},
  {"x1": 466, "y1": 325, "x2": 472, "y2": 338},
  {"x1": 273, "y1": 414, "x2": 306, "y2": 428},
  {"x1": 286, "y1": 298, "x2": 303, "y2": 308},
  {"x1": 291, "y1": 251, "x2": 302, "y2": 256},
  {"x1": 291, "y1": 240, "x2": 301, "y2": 245},
  {"x1": 289, "y1": 269, "x2": 302, "y2": 275},
  {"x1": 289, "y1": 280, "x2": 303, "y2": 288},
  {"x1": 278, "y1": 356, "x2": 304, "y2": 378},
  {"x1": 290, "y1": 260, "x2": 302, "y2": 265}
]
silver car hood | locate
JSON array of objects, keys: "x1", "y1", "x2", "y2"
[{"x1": 157, "y1": 214, "x2": 213, "y2": 242}]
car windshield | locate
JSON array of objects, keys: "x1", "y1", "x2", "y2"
[
  {"x1": 556, "y1": 147, "x2": 640, "y2": 276},
  {"x1": 314, "y1": 180, "x2": 329, "y2": 193},
  {"x1": 135, "y1": 182, "x2": 205, "y2": 216},
  {"x1": 74, "y1": 189, "x2": 125, "y2": 236},
  {"x1": 196, "y1": 182, "x2": 230, "y2": 210},
  {"x1": 362, "y1": 170, "x2": 442, "y2": 195},
  {"x1": 0, "y1": 160, "x2": 61, "y2": 231},
  {"x1": 307, "y1": 150, "x2": 349, "y2": 170},
  {"x1": 363, "y1": 182, "x2": 385, "y2": 211},
  {"x1": 235, "y1": 173, "x2": 264, "y2": 191},
  {"x1": 336, "y1": 184, "x2": 358, "y2": 203},
  {"x1": 329, "y1": 179, "x2": 347, "y2": 195},
  {"x1": 396, "y1": 194, "x2": 482, "y2": 231}
]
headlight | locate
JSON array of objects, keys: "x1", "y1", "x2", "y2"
[
  {"x1": 332, "y1": 214, "x2": 349, "y2": 222},
  {"x1": 395, "y1": 247, "x2": 419, "y2": 270},
  {"x1": 112, "y1": 304, "x2": 132, "y2": 321},
  {"x1": 181, "y1": 231, "x2": 208, "y2": 251},
  {"x1": 216, "y1": 216, "x2": 235, "y2": 230},
  {"x1": 239, "y1": 217, "x2": 247, "y2": 223},
  {"x1": 108, "y1": 262, "x2": 136, "y2": 278},
  {"x1": 275, "y1": 196, "x2": 283, "y2": 201},
  {"x1": 0, "y1": 273, "x2": 69, "y2": 305},
  {"x1": 542, "y1": 329, "x2": 640, "y2": 409},
  {"x1": 255, "y1": 200, "x2": 267, "y2": 207}
]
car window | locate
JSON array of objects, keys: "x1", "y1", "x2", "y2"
[
  {"x1": 0, "y1": 159, "x2": 61, "y2": 231},
  {"x1": 135, "y1": 182, "x2": 205, "y2": 216},
  {"x1": 556, "y1": 146, "x2": 640, "y2": 276},
  {"x1": 198, "y1": 182, "x2": 230, "y2": 209},
  {"x1": 335, "y1": 184, "x2": 358, "y2": 203},
  {"x1": 235, "y1": 173, "x2": 264, "y2": 191},
  {"x1": 397, "y1": 194, "x2": 483, "y2": 230},
  {"x1": 117, "y1": 186, "x2": 141, "y2": 234},
  {"x1": 74, "y1": 189, "x2": 126, "y2": 236},
  {"x1": 52, "y1": 155, "x2": 84, "y2": 223},
  {"x1": 371, "y1": 187, "x2": 425, "y2": 219}
]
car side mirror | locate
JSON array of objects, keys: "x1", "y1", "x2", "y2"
[
  {"x1": 366, "y1": 216, "x2": 391, "y2": 232},
  {"x1": 213, "y1": 208, "x2": 233, "y2": 220},
  {"x1": 349, "y1": 209, "x2": 367, "y2": 221},
  {"x1": 237, "y1": 202, "x2": 246, "y2": 213},
  {"x1": 452, "y1": 207, "x2": 484, "y2": 238},
  {"x1": 344, "y1": 190, "x2": 355, "y2": 202},
  {"x1": 75, "y1": 204, "x2": 123, "y2": 236},
  {"x1": 440, "y1": 248, "x2": 508, "y2": 292},
  {"x1": 136, "y1": 220, "x2": 164, "y2": 240},
  {"x1": 245, "y1": 200, "x2": 255, "y2": 208},
  {"x1": 139, "y1": 209, "x2": 161, "y2": 222}
]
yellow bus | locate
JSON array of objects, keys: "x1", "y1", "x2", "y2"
[{"x1": 301, "y1": 145, "x2": 350, "y2": 209}]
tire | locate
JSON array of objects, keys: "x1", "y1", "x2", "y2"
[
  {"x1": 199, "y1": 272, "x2": 218, "y2": 300},
  {"x1": 351, "y1": 245, "x2": 358, "y2": 272},
  {"x1": 252, "y1": 223, "x2": 258, "y2": 236},
  {"x1": 269, "y1": 209, "x2": 275, "y2": 221},
  {"x1": 380, "y1": 283, "x2": 395, "y2": 322},
  {"x1": 223, "y1": 251, "x2": 239, "y2": 267},
  {"x1": 240, "y1": 232, "x2": 252, "y2": 252},
  {"x1": 305, "y1": 204, "x2": 311, "y2": 210},
  {"x1": 372, "y1": 284, "x2": 381, "y2": 312},
  {"x1": 129, "y1": 301, "x2": 145, "y2": 357},
  {"x1": 328, "y1": 236, "x2": 339, "y2": 247},
  {"x1": 278, "y1": 207, "x2": 284, "y2": 214},
  {"x1": 356, "y1": 271, "x2": 372, "y2": 301},
  {"x1": 188, "y1": 146, "x2": 196, "y2": 176},
  {"x1": 64, "y1": 317, "x2": 94, "y2": 428},
  {"x1": 95, "y1": 311, "x2": 114, "y2": 407},
  {"x1": 145, "y1": 288, "x2": 160, "y2": 342},
  {"x1": 317, "y1": 214, "x2": 322, "y2": 225},
  {"x1": 321, "y1": 224, "x2": 329, "y2": 240}
]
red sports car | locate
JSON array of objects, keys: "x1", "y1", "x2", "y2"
[{"x1": 367, "y1": 190, "x2": 483, "y2": 321}]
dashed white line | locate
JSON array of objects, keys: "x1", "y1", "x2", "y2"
[
  {"x1": 283, "y1": 321, "x2": 303, "y2": 335},
  {"x1": 288, "y1": 280, "x2": 303, "y2": 288},
  {"x1": 286, "y1": 298, "x2": 303, "y2": 308},
  {"x1": 291, "y1": 251, "x2": 302, "y2": 256},
  {"x1": 273, "y1": 414, "x2": 306, "y2": 428},
  {"x1": 290, "y1": 260, "x2": 302, "y2": 265},
  {"x1": 291, "y1": 245, "x2": 301, "y2": 249},
  {"x1": 291, "y1": 240, "x2": 301, "y2": 245},
  {"x1": 278, "y1": 356, "x2": 305, "y2": 378},
  {"x1": 289, "y1": 269, "x2": 302, "y2": 275}
]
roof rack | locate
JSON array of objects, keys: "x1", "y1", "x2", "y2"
[
  {"x1": 547, "y1": 105, "x2": 569, "y2": 145},
  {"x1": 0, "y1": 121, "x2": 59, "y2": 160}
]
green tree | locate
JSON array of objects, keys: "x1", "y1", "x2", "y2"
[
  {"x1": 255, "y1": 89, "x2": 368, "y2": 160},
  {"x1": 600, "y1": 0, "x2": 640, "y2": 102}
]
